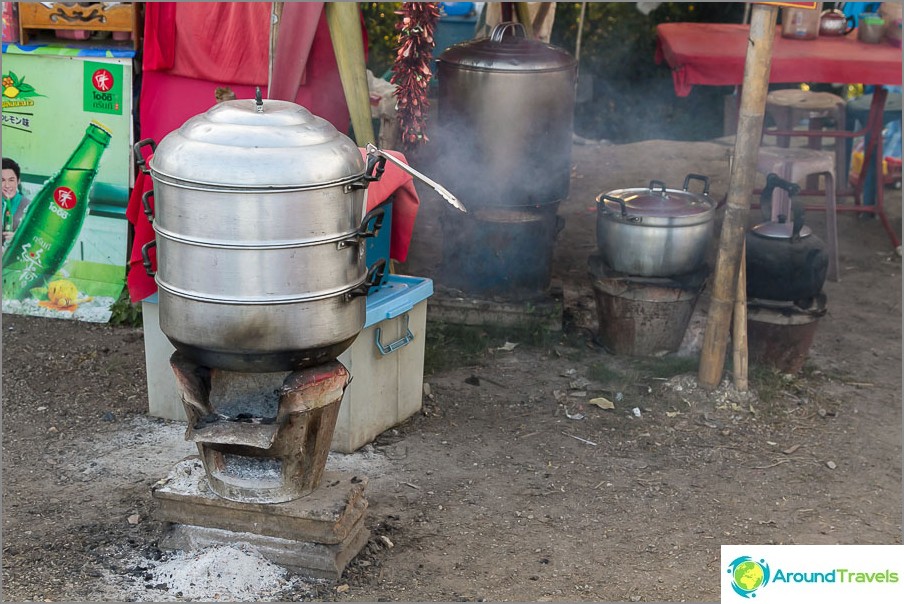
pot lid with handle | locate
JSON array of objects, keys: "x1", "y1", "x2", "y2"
[
  {"x1": 596, "y1": 174, "x2": 715, "y2": 226},
  {"x1": 750, "y1": 213, "x2": 813, "y2": 240},
  {"x1": 437, "y1": 21, "x2": 576, "y2": 73},
  {"x1": 150, "y1": 92, "x2": 365, "y2": 189}
]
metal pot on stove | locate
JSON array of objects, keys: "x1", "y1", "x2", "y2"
[
  {"x1": 134, "y1": 94, "x2": 393, "y2": 372},
  {"x1": 745, "y1": 174, "x2": 828, "y2": 303},
  {"x1": 437, "y1": 22, "x2": 577, "y2": 207},
  {"x1": 595, "y1": 174, "x2": 715, "y2": 277}
]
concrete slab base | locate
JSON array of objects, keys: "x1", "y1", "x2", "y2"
[
  {"x1": 152, "y1": 457, "x2": 370, "y2": 579},
  {"x1": 428, "y1": 281, "x2": 563, "y2": 332}
]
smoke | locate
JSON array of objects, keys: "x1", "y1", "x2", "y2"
[{"x1": 426, "y1": 64, "x2": 576, "y2": 297}]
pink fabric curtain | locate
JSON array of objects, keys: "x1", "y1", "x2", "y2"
[{"x1": 139, "y1": 2, "x2": 347, "y2": 143}]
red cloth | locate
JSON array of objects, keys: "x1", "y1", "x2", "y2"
[
  {"x1": 125, "y1": 169, "x2": 157, "y2": 303},
  {"x1": 139, "y1": 2, "x2": 348, "y2": 144},
  {"x1": 655, "y1": 23, "x2": 903, "y2": 97},
  {"x1": 126, "y1": 151, "x2": 420, "y2": 303}
]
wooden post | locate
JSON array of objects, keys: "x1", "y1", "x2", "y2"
[
  {"x1": 732, "y1": 242, "x2": 749, "y2": 392},
  {"x1": 698, "y1": 3, "x2": 778, "y2": 389},
  {"x1": 267, "y1": 2, "x2": 283, "y2": 97},
  {"x1": 514, "y1": 3, "x2": 534, "y2": 36},
  {"x1": 326, "y1": 2, "x2": 375, "y2": 146}
]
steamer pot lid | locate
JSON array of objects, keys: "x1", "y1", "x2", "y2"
[
  {"x1": 150, "y1": 98, "x2": 365, "y2": 188},
  {"x1": 437, "y1": 22, "x2": 576, "y2": 72}
]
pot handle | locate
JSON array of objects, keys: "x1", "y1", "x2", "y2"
[
  {"x1": 596, "y1": 193, "x2": 629, "y2": 217},
  {"x1": 358, "y1": 205, "x2": 386, "y2": 239},
  {"x1": 140, "y1": 240, "x2": 157, "y2": 277},
  {"x1": 346, "y1": 258, "x2": 388, "y2": 299},
  {"x1": 683, "y1": 173, "x2": 711, "y2": 196},
  {"x1": 133, "y1": 138, "x2": 156, "y2": 175},
  {"x1": 490, "y1": 22, "x2": 526, "y2": 42},
  {"x1": 648, "y1": 180, "x2": 668, "y2": 195},
  {"x1": 141, "y1": 190, "x2": 155, "y2": 223},
  {"x1": 339, "y1": 206, "x2": 386, "y2": 249},
  {"x1": 345, "y1": 149, "x2": 387, "y2": 192}
]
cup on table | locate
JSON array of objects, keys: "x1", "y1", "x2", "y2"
[{"x1": 858, "y1": 13, "x2": 886, "y2": 43}]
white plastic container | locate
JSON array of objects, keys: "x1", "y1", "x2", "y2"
[
  {"x1": 333, "y1": 275, "x2": 433, "y2": 453},
  {"x1": 142, "y1": 275, "x2": 433, "y2": 454}
]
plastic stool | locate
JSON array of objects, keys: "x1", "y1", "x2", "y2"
[
  {"x1": 756, "y1": 146, "x2": 839, "y2": 282},
  {"x1": 764, "y1": 89, "x2": 847, "y2": 192}
]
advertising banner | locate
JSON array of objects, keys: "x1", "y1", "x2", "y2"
[{"x1": 1, "y1": 46, "x2": 133, "y2": 322}]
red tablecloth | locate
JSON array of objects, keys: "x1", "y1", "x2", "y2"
[
  {"x1": 126, "y1": 149, "x2": 419, "y2": 303},
  {"x1": 655, "y1": 23, "x2": 903, "y2": 97}
]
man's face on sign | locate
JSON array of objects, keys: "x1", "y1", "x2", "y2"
[{"x1": 2, "y1": 168, "x2": 19, "y2": 201}]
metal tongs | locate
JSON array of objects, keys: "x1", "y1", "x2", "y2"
[{"x1": 366, "y1": 143, "x2": 467, "y2": 213}]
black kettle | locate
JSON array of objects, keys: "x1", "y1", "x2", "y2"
[{"x1": 745, "y1": 173, "x2": 828, "y2": 305}]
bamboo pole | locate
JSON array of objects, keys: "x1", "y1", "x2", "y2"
[
  {"x1": 326, "y1": 2, "x2": 375, "y2": 146},
  {"x1": 514, "y1": 2, "x2": 534, "y2": 36},
  {"x1": 267, "y1": 2, "x2": 283, "y2": 98},
  {"x1": 698, "y1": 3, "x2": 778, "y2": 389},
  {"x1": 732, "y1": 242, "x2": 749, "y2": 392}
]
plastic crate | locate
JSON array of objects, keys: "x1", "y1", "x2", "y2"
[{"x1": 333, "y1": 275, "x2": 433, "y2": 452}]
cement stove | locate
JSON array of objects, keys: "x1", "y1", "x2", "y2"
[{"x1": 151, "y1": 355, "x2": 370, "y2": 579}]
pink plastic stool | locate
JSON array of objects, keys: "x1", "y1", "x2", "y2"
[{"x1": 756, "y1": 146, "x2": 839, "y2": 282}]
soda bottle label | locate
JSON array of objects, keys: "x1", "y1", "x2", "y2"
[
  {"x1": 53, "y1": 187, "x2": 77, "y2": 211},
  {"x1": 1, "y1": 121, "x2": 111, "y2": 300}
]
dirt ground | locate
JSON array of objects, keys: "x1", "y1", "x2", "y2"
[{"x1": 1, "y1": 138, "x2": 901, "y2": 602}]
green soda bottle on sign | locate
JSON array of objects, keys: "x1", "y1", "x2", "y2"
[{"x1": 2, "y1": 120, "x2": 112, "y2": 300}]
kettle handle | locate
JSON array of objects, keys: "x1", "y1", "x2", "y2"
[
  {"x1": 762, "y1": 173, "x2": 806, "y2": 238},
  {"x1": 845, "y1": 14, "x2": 856, "y2": 34},
  {"x1": 490, "y1": 22, "x2": 526, "y2": 42}
]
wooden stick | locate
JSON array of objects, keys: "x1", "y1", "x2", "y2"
[
  {"x1": 698, "y1": 3, "x2": 778, "y2": 389},
  {"x1": 267, "y1": 2, "x2": 283, "y2": 97},
  {"x1": 325, "y1": 2, "x2": 375, "y2": 146},
  {"x1": 514, "y1": 2, "x2": 534, "y2": 37},
  {"x1": 732, "y1": 242, "x2": 749, "y2": 392}
]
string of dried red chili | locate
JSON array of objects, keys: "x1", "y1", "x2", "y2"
[{"x1": 391, "y1": 2, "x2": 440, "y2": 152}]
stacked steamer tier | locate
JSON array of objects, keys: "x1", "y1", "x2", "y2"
[
  {"x1": 590, "y1": 175, "x2": 715, "y2": 356},
  {"x1": 435, "y1": 22, "x2": 576, "y2": 299},
  {"x1": 138, "y1": 95, "x2": 394, "y2": 578},
  {"x1": 744, "y1": 174, "x2": 829, "y2": 374}
]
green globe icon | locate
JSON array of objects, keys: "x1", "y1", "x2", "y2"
[{"x1": 734, "y1": 560, "x2": 765, "y2": 592}]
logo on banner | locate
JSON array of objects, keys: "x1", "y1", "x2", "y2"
[
  {"x1": 83, "y1": 61, "x2": 123, "y2": 115},
  {"x1": 2, "y1": 71, "x2": 41, "y2": 132},
  {"x1": 53, "y1": 187, "x2": 77, "y2": 211},
  {"x1": 727, "y1": 556, "x2": 772, "y2": 598}
]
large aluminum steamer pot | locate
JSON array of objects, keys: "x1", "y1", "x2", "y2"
[
  {"x1": 134, "y1": 96, "x2": 388, "y2": 372},
  {"x1": 437, "y1": 22, "x2": 577, "y2": 207},
  {"x1": 596, "y1": 174, "x2": 715, "y2": 277}
]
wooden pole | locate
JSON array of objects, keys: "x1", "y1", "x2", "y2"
[
  {"x1": 326, "y1": 2, "x2": 375, "y2": 146},
  {"x1": 514, "y1": 2, "x2": 534, "y2": 36},
  {"x1": 267, "y1": 2, "x2": 283, "y2": 98},
  {"x1": 698, "y1": 3, "x2": 778, "y2": 389},
  {"x1": 732, "y1": 242, "x2": 749, "y2": 392}
]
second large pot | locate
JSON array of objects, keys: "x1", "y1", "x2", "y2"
[
  {"x1": 437, "y1": 22, "x2": 577, "y2": 208},
  {"x1": 596, "y1": 175, "x2": 715, "y2": 277}
]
